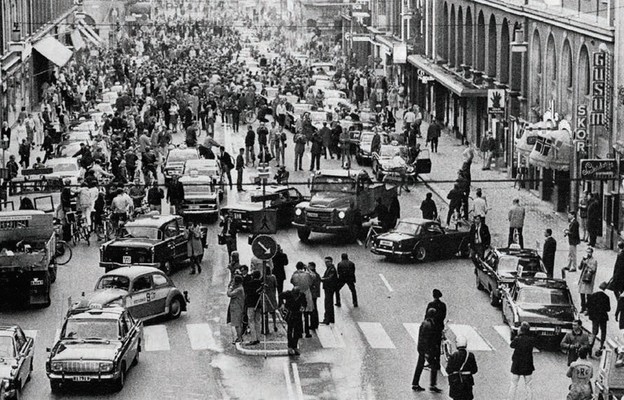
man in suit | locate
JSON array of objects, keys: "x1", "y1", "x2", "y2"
[
  {"x1": 218, "y1": 146, "x2": 234, "y2": 190},
  {"x1": 608, "y1": 241, "x2": 624, "y2": 299},
  {"x1": 235, "y1": 148, "x2": 245, "y2": 192},
  {"x1": 468, "y1": 215, "x2": 491, "y2": 262},
  {"x1": 542, "y1": 228, "x2": 557, "y2": 278},
  {"x1": 563, "y1": 211, "x2": 581, "y2": 279},
  {"x1": 320, "y1": 256, "x2": 338, "y2": 324}
]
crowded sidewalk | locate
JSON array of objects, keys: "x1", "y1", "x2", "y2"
[{"x1": 416, "y1": 117, "x2": 622, "y2": 343}]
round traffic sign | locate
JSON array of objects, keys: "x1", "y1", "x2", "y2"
[{"x1": 251, "y1": 235, "x2": 278, "y2": 260}]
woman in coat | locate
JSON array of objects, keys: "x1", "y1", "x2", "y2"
[
  {"x1": 290, "y1": 262, "x2": 315, "y2": 336},
  {"x1": 508, "y1": 322, "x2": 536, "y2": 400},
  {"x1": 186, "y1": 222, "x2": 204, "y2": 274},
  {"x1": 227, "y1": 275, "x2": 245, "y2": 344},
  {"x1": 262, "y1": 266, "x2": 279, "y2": 334},
  {"x1": 578, "y1": 247, "x2": 598, "y2": 313},
  {"x1": 587, "y1": 195, "x2": 602, "y2": 247},
  {"x1": 279, "y1": 286, "x2": 307, "y2": 356}
]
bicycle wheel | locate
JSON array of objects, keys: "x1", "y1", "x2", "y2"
[
  {"x1": 81, "y1": 226, "x2": 91, "y2": 246},
  {"x1": 54, "y1": 241, "x2": 72, "y2": 265},
  {"x1": 71, "y1": 224, "x2": 78, "y2": 246}
]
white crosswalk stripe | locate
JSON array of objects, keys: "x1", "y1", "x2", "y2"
[
  {"x1": 144, "y1": 325, "x2": 171, "y2": 351},
  {"x1": 357, "y1": 322, "x2": 395, "y2": 349},
  {"x1": 316, "y1": 324, "x2": 346, "y2": 348},
  {"x1": 448, "y1": 324, "x2": 493, "y2": 351},
  {"x1": 186, "y1": 323, "x2": 222, "y2": 351}
]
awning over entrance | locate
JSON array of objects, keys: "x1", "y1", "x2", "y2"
[
  {"x1": 1, "y1": 52, "x2": 21, "y2": 75},
  {"x1": 78, "y1": 20, "x2": 104, "y2": 47},
  {"x1": 33, "y1": 36, "x2": 73, "y2": 67},
  {"x1": 407, "y1": 54, "x2": 488, "y2": 97}
]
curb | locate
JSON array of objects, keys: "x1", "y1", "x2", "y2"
[{"x1": 235, "y1": 342, "x2": 290, "y2": 357}]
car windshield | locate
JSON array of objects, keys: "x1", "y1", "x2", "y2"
[
  {"x1": 124, "y1": 226, "x2": 160, "y2": 239},
  {"x1": 0, "y1": 336, "x2": 15, "y2": 358},
  {"x1": 168, "y1": 150, "x2": 197, "y2": 162},
  {"x1": 184, "y1": 184, "x2": 215, "y2": 194},
  {"x1": 360, "y1": 134, "x2": 375, "y2": 144},
  {"x1": 63, "y1": 319, "x2": 119, "y2": 341},
  {"x1": 379, "y1": 146, "x2": 403, "y2": 158},
  {"x1": 52, "y1": 162, "x2": 78, "y2": 172},
  {"x1": 516, "y1": 287, "x2": 571, "y2": 306},
  {"x1": 311, "y1": 176, "x2": 356, "y2": 193},
  {"x1": 96, "y1": 275, "x2": 131, "y2": 291},
  {"x1": 499, "y1": 256, "x2": 544, "y2": 275},
  {"x1": 394, "y1": 221, "x2": 420, "y2": 235}
]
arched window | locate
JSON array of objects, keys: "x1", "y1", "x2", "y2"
[
  {"x1": 546, "y1": 34, "x2": 556, "y2": 80},
  {"x1": 500, "y1": 19, "x2": 510, "y2": 84},
  {"x1": 487, "y1": 14, "x2": 497, "y2": 78},
  {"x1": 476, "y1": 11, "x2": 486, "y2": 71},
  {"x1": 561, "y1": 40, "x2": 573, "y2": 89},
  {"x1": 457, "y1": 7, "x2": 464, "y2": 66},
  {"x1": 449, "y1": 5, "x2": 456, "y2": 66},
  {"x1": 465, "y1": 7, "x2": 473, "y2": 66},
  {"x1": 578, "y1": 45, "x2": 590, "y2": 96},
  {"x1": 439, "y1": 3, "x2": 449, "y2": 61}
]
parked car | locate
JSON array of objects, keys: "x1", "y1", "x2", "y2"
[
  {"x1": 355, "y1": 131, "x2": 377, "y2": 166},
  {"x1": 46, "y1": 305, "x2": 142, "y2": 393},
  {"x1": 0, "y1": 325, "x2": 34, "y2": 399},
  {"x1": 371, "y1": 143, "x2": 410, "y2": 181},
  {"x1": 501, "y1": 277, "x2": 576, "y2": 341},
  {"x1": 163, "y1": 146, "x2": 199, "y2": 183},
  {"x1": 475, "y1": 246, "x2": 548, "y2": 306},
  {"x1": 370, "y1": 218, "x2": 471, "y2": 261},
  {"x1": 85, "y1": 266, "x2": 188, "y2": 320}
]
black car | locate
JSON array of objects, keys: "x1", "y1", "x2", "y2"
[
  {"x1": 370, "y1": 218, "x2": 471, "y2": 261},
  {"x1": 475, "y1": 246, "x2": 548, "y2": 306},
  {"x1": 220, "y1": 186, "x2": 304, "y2": 231},
  {"x1": 501, "y1": 277, "x2": 576, "y2": 341}
]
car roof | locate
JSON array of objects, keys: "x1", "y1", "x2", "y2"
[
  {"x1": 494, "y1": 247, "x2": 541, "y2": 258},
  {"x1": 314, "y1": 169, "x2": 368, "y2": 178},
  {"x1": 185, "y1": 159, "x2": 218, "y2": 168},
  {"x1": 399, "y1": 218, "x2": 434, "y2": 225},
  {"x1": 125, "y1": 214, "x2": 181, "y2": 228},
  {"x1": 0, "y1": 326, "x2": 19, "y2": 336},
  {"x1": 103, "y1": 265, "x2": 162, "y2": 279},
  {"x1": 69, "y1": 307, "x2": 126, "y2": 320},
  {"x1": 516, "y1": 277, "x2": 569, "y2": 290},
  {"x1": 0, "y1": 210, "x2": 46, "y2": 217}
]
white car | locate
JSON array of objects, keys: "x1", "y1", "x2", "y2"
[
  {"x1": 372, "y1": 143, "x2": 409, "y2": 181},
  {"x1": 43, "y1": 158, "x2": 82, "y2": 185}
]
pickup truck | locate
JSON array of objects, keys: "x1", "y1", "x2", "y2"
[{"x1": 292, "y1": 169, "x2": 397, "y2": 242}]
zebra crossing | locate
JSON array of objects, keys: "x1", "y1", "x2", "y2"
[{"x1": 24, "y1": 321, "x2": 531, "y2": 354}]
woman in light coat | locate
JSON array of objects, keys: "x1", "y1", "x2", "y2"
[
  {"x1": 227, "y1": 275, "x2": 245, "y2": 344},
  {"x1": 578, "y1": 247, "x2": 598, "y2": 313},
  {"x1": 186, "y1": 222, "x2": 204, "y2": 274}
]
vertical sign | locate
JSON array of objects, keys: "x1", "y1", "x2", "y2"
[
  {"x1": 575, "y1": 105, "x2": 588, "y2": 153},
  {"x1": 591, "y1": 52, "x2": 606, "y2": 126}
]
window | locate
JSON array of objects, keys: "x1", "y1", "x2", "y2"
[
  {"x1": 152, "y1": 273, "x2": 168, "y2": 287},
  {"x1": 132, "y1": 275, "x2": 152, "y2": 292},
  {"x1": 426, "y1": 224, "x2": 443, "y2": 234},
  {"x1": 14, "y1": 330, "x2": 25, "y2": 353},
  {"x1": 164, "y1": 221, "x2": 179, "y2": 238}
]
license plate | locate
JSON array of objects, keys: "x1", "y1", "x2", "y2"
[
  {"x1": 123, "y1": 256, "x2": 131, "y2": 264},
  {"x1": 308, "y1": 212, "x2": 318, "y2": 217},
  {"x1": 188, "y1": 205, "x2": 200, "y2": 210},
  {"x1": 234, "y1": 213, "x2": 242, "y2": 219},
  {"x1": 380, "y1": 240, "x2": 393, "y2": 247},
  {"x1": 30, "y1": 279, "x2": 44, "y2": 286},
  {"x1": 73, "y1": 376, "x2": 91, "y2": 382}
]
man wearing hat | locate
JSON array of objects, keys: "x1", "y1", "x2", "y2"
[
  {"x1": 446, "y1": 335, "x2": 478, "y2": 400},
  {"x1": 412, "y1": 308, "x2": 442, "y2": 393}
]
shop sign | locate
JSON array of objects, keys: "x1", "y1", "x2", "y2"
[
  {"x1": 575, "y1": 105, "x2": 588, "y2": 153},
  {"x1": 591, "y1": 52, "x2": 606, "y2": 126},
  {"x1": 580, "y1": 158, "x2": 618, "y2": 179},
  {"x1": 487, "y1": 89, "x2": 505, "y2": 115},
  {"x1": 417, "y1": 69, "x2": 434, "y2": 83}
]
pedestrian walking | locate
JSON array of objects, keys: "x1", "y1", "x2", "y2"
[
  {"x1": 335, "y1": 253, "x2": 358, "y2": 308},
  {"x1": 578, "y1": 247, "x2": 598, "y2": 313},
  {"x1": 18, "y1": 139, "x2": 30, "y2": 169},
  {"x1": 420, "y1": 192, "x2": 438, "y2": 220},
  {"x1": 468, "y1": 216, "x2": 491, "y2": 261},
  {"x1": 279, "y1": 286, "x2": 307, "y2": 356},
  {"x1": 310, "y1": 130, "x2": 323, "y2": 171},
  {"x1": 614, "y1": 292, "x2": 624, "y2": 332},
  {"x1": 608, "y1": 241, "x2": 624, "y2": 299},
  {"x1": 245, "y1": 125, "x2": 256, "y2": 166},
  {"x1": 563, "y1": 211, "x2": 581, "y2": 278},
  {"x1": 411, "y1": 308, "x2": 442, "y2": 393},
  {"x1": 272, "y1": 245, "x2": 288, "y2": 295},
  {"x1": 320, "y1": 122, "x2": 332, "y2": 159},
  {"x1": 561, "y1": 320, "x2": 591, "y2": 366},
  {"x1": 508, "y1": 198, "x2": 526, "y2": 248},
  {"x1": 321, "y1": 256, "x2": 338, "y2": 324},
  {"x1": 308, "y1": 262, "x2": 322, "y2": 331},
  {"x1": 293, "y1": 131, "x2": 306, "y2": 171},
  {"x1": 471, "y1": 188, "x2": 488, "y2": 223},
  {"x1": 586, "y1": 281, "x2": 610, "y2": 357},
  {"x1": 291, "y1": 262, "x2": 314, "y2": 337},
  {"x1": 147, "y1": 181, "x2": 164, "y2": 212},
  {"x1": 261, "y1": 266, "x2": 278, "y2": 335},
  {"x1": 338, "y1": 127, "x2": 351, "y2": 169},
  {"x1": 166, "y1": 175, "x2": 185, "y2": 215},
  {"x1": 508, "y1": 322, "x2": 536, "y2": 400},
  {"x1": 566, "y1": 347, "x2": 593, "y2": 400},
  {"x1": 219, "y1": 214, "x2": 237, "y2": 257},
  {"x1": 236, "y1": 148, "x2": 245, "y2": 192},
  {"x1": 541, "y1": 228, "x2": 557, "y2": 278},
  {"x1": 578, "y1": 190, "x2": 590, "y2": 241},
  {"x1": 218, "y1": 146, "x2": 234, "y2": 190},
  {"x1": 226, "y1": 274, "x2": 245, "y2": 344},
  {"x1": 243, "y1": 270, "x2": 263, "y2": 346},
  {"x1": 446, "y1": 183, "x2": 463, "y2": 226},
  {"x1": 481, "y1": 131, "x2": 496, "y2": 170},
  {"x1": 587, "y1": 194, "x2": 601, "y2": 247},
  {"x1": 186, "y1": 221, "x2": 203, "y2": 274},
  {"x1": 446, "y1": 336, "x2": 478, "y2": 400},
  {"x1": 426, "y1": 119, "x2": 440, "y2": 153}
]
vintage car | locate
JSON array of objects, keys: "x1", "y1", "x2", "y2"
[
  {"x1": 46, "y1": 305, "x2": 142, "y2": 392},
  {"x1": 355, "y1": 131, "x2": 377, "y2": 166},
  {"x1": 501, "y1": 277, "x2": 576, "y2": 341},
  {"x1": 99, "y1": 215, "x2": 206, "y2": 274},
  {"x1": 370, "y1": 218, "x2": 471, "y2": 261},
  {"x1": 0, "y1": 325, "x2": 34, "y2": 399},
  {"x1": 179, "y1": 159, "x2": 223, "y2": 221},
  {"x1": 163, "y1": 146, "x2": 199, "y2": 183},
  {"x1": 83, "y1": 266, "x2": 187, "y2": 320},
  {"x1": 475, "y1": 246, "x2": 548, "y2": 306},
  {"x1": 371, "y1": 143, "x2": 410, "y2": 181},
  {"x1": 220, "y1": 186, "x2": 304, "y2": 231}
]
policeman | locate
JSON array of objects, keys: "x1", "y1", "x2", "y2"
[{"x1": 446, "y1": 336, "x2": 478, "y2": 400}]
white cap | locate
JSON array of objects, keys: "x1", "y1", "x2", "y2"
[{"x1": 456, "y1": 335, "x2": 467, "y2": 348}]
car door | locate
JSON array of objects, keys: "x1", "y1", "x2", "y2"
[
  {"x1": 501, "y1": 285, "x2": 516, "y2": 327},
  {"x1": 150, "y1": 272, "x2": 171, "y2": 317},
  {"x1": 120, "y1": 312, "x2": 139, "y2": 364},
  {"x1": 164, "y1": 219, "x2": 187, "y2": 263},
  {"x1": 127, "y1": 274, "x2": 156, "y2": 319},
  {"x1": 483, "y1": 252, "x2": 499, "y2": 293},
  {"x1": 13, "y1": 328, "x2": 32, "y2": 389},
  {"x1": 422, "y1": 222, "x2": 447, "y2": 258}
]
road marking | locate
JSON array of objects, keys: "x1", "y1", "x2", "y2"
[
  {"x1": 449, "y1": 324, "x2": 493, "y2": 351},
  {"x1": 316, "y1": 324, "x2": 345, "y2": 348},
  {"x1": 403, "y1": 323, "x2": 420, "y2": 344},
  {"x1": 357, "y1": 322, "x2": 395, "y2": 349},
  {"x1": 283, "y1": 363, "x2": 295, "y2": 400},
  {"x1": 493, "y1": 325, "x2": 539, "y2": 352},
  {"x1": 291, "y1": 363, "x2": 305, "y2": 400},
  {"x1": 144, "y1": 325, "x2": 171, "y2": 351},
  {"x1": 186, "y1": 323, "x2": 221, "y2": 351},
  {"x1": 378, "y1": 273, "x2": 394, "y2": 292}
]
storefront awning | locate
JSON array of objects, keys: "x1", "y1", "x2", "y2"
[
  {"x1": 407, "y1": 54, "x2": 488, "y2": 97},
  {"x1": 78, "y1": 20, "x2": 104, "y2": 46},
  {"x1": 375, "y1": 35, "x2": 395, "y2": 51},
  {"x1": 1, "y1": 52, "x2": 21, "y2": 75},
  {"x1": 33, "y1": 36, "x2": 73, "y2": 67}
]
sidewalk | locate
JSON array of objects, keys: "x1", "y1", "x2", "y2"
[{"x1": 417, "y1": 118, "x2": 621, "y2": 343}]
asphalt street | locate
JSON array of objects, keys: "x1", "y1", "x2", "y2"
[{"x1": 0, "y1": 115, "x2": 583, "y2": 400}]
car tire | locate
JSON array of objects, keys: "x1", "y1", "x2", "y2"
[
  {"x1": 113, "y1": 364, "x2": 126, "y2": 392},
  {"x1": 169, "y1": 297, "x2": 182, "y2": 319},
  {"x1": 50, "y1": 380, "x2": 62, "y2": 394},
  {"x1": 475, "y1": 271, "x2": 484, "y2": 291},
  {"x1": 297, "y1": 228, "x2": 311, "y2": 242},
  {"x1": 161, "y1": 261, "x2": 172, "y2": 276},
  {"x1": 414, "y1": 245, "x2": 428, "y2": 262},
  {"x1": 489, "y1": 288, "x2": 499, "y2": 307}
]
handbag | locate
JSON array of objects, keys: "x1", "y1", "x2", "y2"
[{"x1": 582, "y1": 265, "x2": 594, "y2": 283}]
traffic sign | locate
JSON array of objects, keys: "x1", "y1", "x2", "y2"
[
  {"x1": 251, "y1": 209, "x2": 277, "y2": 234},
  {"x1": 251, "y1": 235, "x2": 278, "y2": 260}
]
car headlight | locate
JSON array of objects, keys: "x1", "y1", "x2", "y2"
[
  {"x1": 51, "y1": 361, "x2": 63, "y2": 372},
  {"x1": 338, "y1": 211, "x2": 345, "y2": 219},
  {"x1": 295, "y1": 208, "x2": 302, "y2": 216},
  {"x1": 99, "y1": 362, "x2": 114, "y2": 372}
]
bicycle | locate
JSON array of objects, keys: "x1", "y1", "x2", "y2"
[
  {"x1": 67, "y1": 211, "x2": 90, "y2": 246},
  {"x1": 94, "y1": 209, "x2": 115, "y2": 242},
  {"x1": 52, "y1": 223, "x2": 72, "y2": 265},
  {"x1": 364, "y1": 221, "x2": 384, "y2": 248}
]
